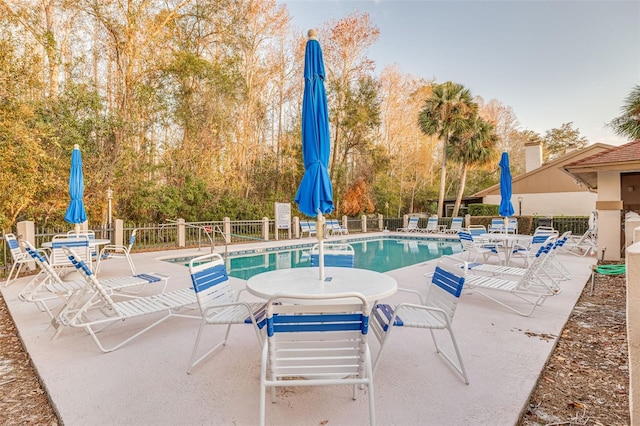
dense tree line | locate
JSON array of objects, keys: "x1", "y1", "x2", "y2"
[{"x1": 0, "y1": 0, "x2": 604, "y2": 232}]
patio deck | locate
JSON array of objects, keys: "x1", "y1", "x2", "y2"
[{"x1": 1, "y1": 232, "x2": 595, "y2": 425}]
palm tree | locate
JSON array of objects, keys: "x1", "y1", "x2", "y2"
[
  {"x1": 418, "y1": 82, "x2": 477, "y2": 217},
  {"x1": 609, "y1": 85, "x2": 640, "y2": 140},
  {"x1": 447, "y1": 116, "x2": 499, "y2": 217}
]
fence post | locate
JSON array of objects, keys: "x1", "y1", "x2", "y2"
[
  {"x1": 16, "y1": 220, "x2": 35, "y2": 271},
  {"x1": 377, "y1": 214, "x2": 383, "y2": 231},
  {"x1": 222, "y1": 217, "x2": 231, "y2": 244},
  {"x1": 177, "y1": 218, "x2": 185, "y2": 247},
  {"x1": 293, "y1": 217, "x2": 300, "y2": 239},
  {"x1": 361, "y1": 215, "x2": 367, "y2": 233},
  {"x1": 402, "y1": 214, "x2": 409, "y2": 229},
  {"x1": 465, "y1": 214, "x2": 471, "y2": 228},
  {"x1": 114, "y1": 219, "x2": 124, "y2": 246},
  {"x1": 262, "y1": 217, "x2": 270, "y2": 241},
  {"x1": 342, "y1": 215, "x2": 349, "y2": 233}
]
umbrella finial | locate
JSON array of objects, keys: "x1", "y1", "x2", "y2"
[
  {"x1": 73, "y1": 144, "x2": 80, "y2": 149},
  {"x1": 307, "y1": 29, "x2": 317, "y2": 40}
]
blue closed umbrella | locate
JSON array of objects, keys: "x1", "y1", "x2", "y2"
[
  {"x1": 294, "y1": 29, "x2": 334, "y2": 218},
  {"x1": 498, "y1": 152, "x2": 515, "y2": 219},
  {"x1": 64, "y1": 144, "x2": 87, "y2": 232},
  {"x1": 294, "y1": 29, "x2": 334, "y2": 280}
]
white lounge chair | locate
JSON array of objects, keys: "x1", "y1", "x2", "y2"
[
  {"x1": 310, "y1": 243, "x2": 355, "y2": 268},
  {"x1": 421, "y1": 216, "x2": 443, "y2": 234},
  {"x1": 562, "y1": 212, "x2": 597, "y2": 256},
  {"x1": 307, "y1": 221, "x2": 317, "y2": 237},
  {"x1": 300, "y1": 220, "x2": 311, "y2": 237},
  {"x1": 51, "y1": 247, "x2": 199, "y2": 352},
  {"x1": 96, "y1": 228, "x2": 137, "y2": 275},
  {"x1": 397, "y1": 217, "x2": 419, "y2": 232},
  {"x1": 444, "y1": 217, "x2": 464, "y2": 234},
  {"x1": 4, "y1": 233, "x2": 31, "y2": 286},
  {"x1": 371, "y1": 255, "x2": 469, "y2": 384},
  {"x1": 463, "y1": 239, "x2": 558, "y2": 317},
  {"x1": 259, "y1": 292, "x2": 375, "y2": 426},
  {"x1": 327, "y1": 218, "x2": 348, "y2": 235},
  {"x1": 19, "y1": 241, "x2": 168, "y2": 319},
  {"x1": 186, "y1": 253, "x2": 267, "y2": 374}
]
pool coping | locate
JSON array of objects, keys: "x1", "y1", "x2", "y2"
[{"x1": 158, "y1": 231, "x2": 461, "y2": 262}]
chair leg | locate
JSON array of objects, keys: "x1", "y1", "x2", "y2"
[
  {"x1": 125, "y1": 254, "x2": 136, "y2": 275},
  {"x1": 429, "y1": 328, "x2": 469, "y2": 385},
  {"x1": 5, "y1": 262, "x2": 24, "y2": 286}
]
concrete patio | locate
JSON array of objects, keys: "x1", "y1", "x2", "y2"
[{"x1": 1, "y1": 232, "x2": 595, "y2": 425}]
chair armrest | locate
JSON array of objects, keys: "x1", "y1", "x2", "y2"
[{"x1": 397, "y1": 287, "x2": 426, "y2": 305}]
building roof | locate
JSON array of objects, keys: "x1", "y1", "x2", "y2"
[
  {"x1": 473, "y1": 143, "x2": 614, "y2": 197},
  {"x1": 563, "y1": 139, "x2": 640, "y2": 190}
]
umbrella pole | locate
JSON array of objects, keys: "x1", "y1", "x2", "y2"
[{"x1": 317, "y1": 212, "x2": 325, "y2": 281}]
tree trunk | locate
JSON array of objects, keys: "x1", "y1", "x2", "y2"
[
  {"x1": 452, "y1": 162, "x2": 468, "y2": 217},
  {"x1": 437, "y1": 134, "x2": 448, "y2": 217}
]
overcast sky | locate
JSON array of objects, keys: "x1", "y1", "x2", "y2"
[{"x1": 280, "y1": 0, "x2": 640, "y2": 146}]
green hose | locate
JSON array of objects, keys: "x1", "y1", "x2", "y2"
[{"x1": 595, "y1": 264, "x2": 626, "y2": 275}]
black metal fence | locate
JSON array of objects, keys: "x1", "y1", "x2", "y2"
[{"x1": 0, "y1": 215, "x2": 589, "y2": 279}]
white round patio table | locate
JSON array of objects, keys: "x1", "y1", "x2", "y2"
[
  {"x1": 41, "y1": 238, "x2": 111, "y2": 250},
  {"x1": 246, "y1": 266, "x2": 397, "y2": 303},
  {"x1": 480, "y1": 233, "x2": 533, "y2": 264}
]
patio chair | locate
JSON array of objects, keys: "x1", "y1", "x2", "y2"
[
  {"x1": 488, "y1": 218, "x2": 504, "y2": 233},
  {"x1": 51, "y1": 247, "x2": 198, "y2": 352},
  {"x1": 96, "y1": 228, "x2": 137, "y2": 275},
  {"x1": 186, "y1": 253, "x2": 266, "y2": 374},
  {"x1": 310, "y1": 243, "x2": 355, "y2": 268},
  {"x1": 458, "y1": 230, "x2": 502, "y2": 264},
  {"x1": 49, "y1": 234, "x2": 93, "y2": 275},
  {"x1": 259, "y1": 292, "x2": 375, "y2": 426},
  {"x1": 463, "y1": 240, "x2": 558, "y2": 317},
  {"x1": 4, "y1": 233, "x2": 32, "y2": 286},
  {"x1": 371, "y1": 255, "x2": 469, "y2": 384},
  {"x1": 464, "y1": 236, "x2": 566, "y2": 291},
  {"x1": 19, "y1": 241, "x2": 169, "y2": 319},
  {"x1": 397, "y1": 217, "x2": 419, "y2": 232},
  {"x1": 421, "y1": 216, "x2": 443, "y2": 234},
  {"x1": 444, "y1": 217, "x2": 464, "y2": 234}
]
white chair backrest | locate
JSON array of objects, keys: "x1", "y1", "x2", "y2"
[
  {"x1": 189, "y1": 253, "x2": 234, "y2": 311},
  {"x1": 426, "y1": 217, "x2": 438, "y2": 229},
  {"x1": 127, "y1": 229, "x2": 138, "y2": 251},
  {"x1": 450, "y1": 217, "x2": 463, "y2": 230},
  {"x1": 5, "y1": 233, "x2": 25, "y2": 261},
  {"x1": 426, "y1": 256, "x2": 467, "y2": 322},
  {"x1": 457, "y1": 230, "x2": 477, "y2": 253},
  {"x1": 62, "y1": 246, "x2": 119, "y2": 314},
  {"x1": 23, "y1": 241, "x2": 66, "y2": 286},
  {"x1": 50, "y1": 234, "x2": 91, "y2": 268},
  {"x1": 468, "y1": 225, "x2": 486, "y2": 237},
  {"x1": 265, "y1": 292, "x2": 371, "y2": 377},
  {"x1": 310, "y1": 243, "x2": 355, "y2": 268}
]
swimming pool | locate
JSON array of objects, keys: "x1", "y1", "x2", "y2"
[{"x1": 165, "y1": 236, "x2": 462, "y2": 280}]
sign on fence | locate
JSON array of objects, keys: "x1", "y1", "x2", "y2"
[{"x1": 275, "y1": 203, "x2": 291, "y2": 230}]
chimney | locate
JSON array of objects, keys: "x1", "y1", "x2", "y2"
[{"x1": 525, "y1": 141, "x2": 542, "y2": 172}]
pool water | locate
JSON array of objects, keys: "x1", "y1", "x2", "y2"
[{"x1": 167, "y1": 237, "x2": 462, "y2": 280}]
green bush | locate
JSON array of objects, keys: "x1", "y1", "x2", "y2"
[{"x1": 468, "y1": 204, "x2": 499, "y2": 216}]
